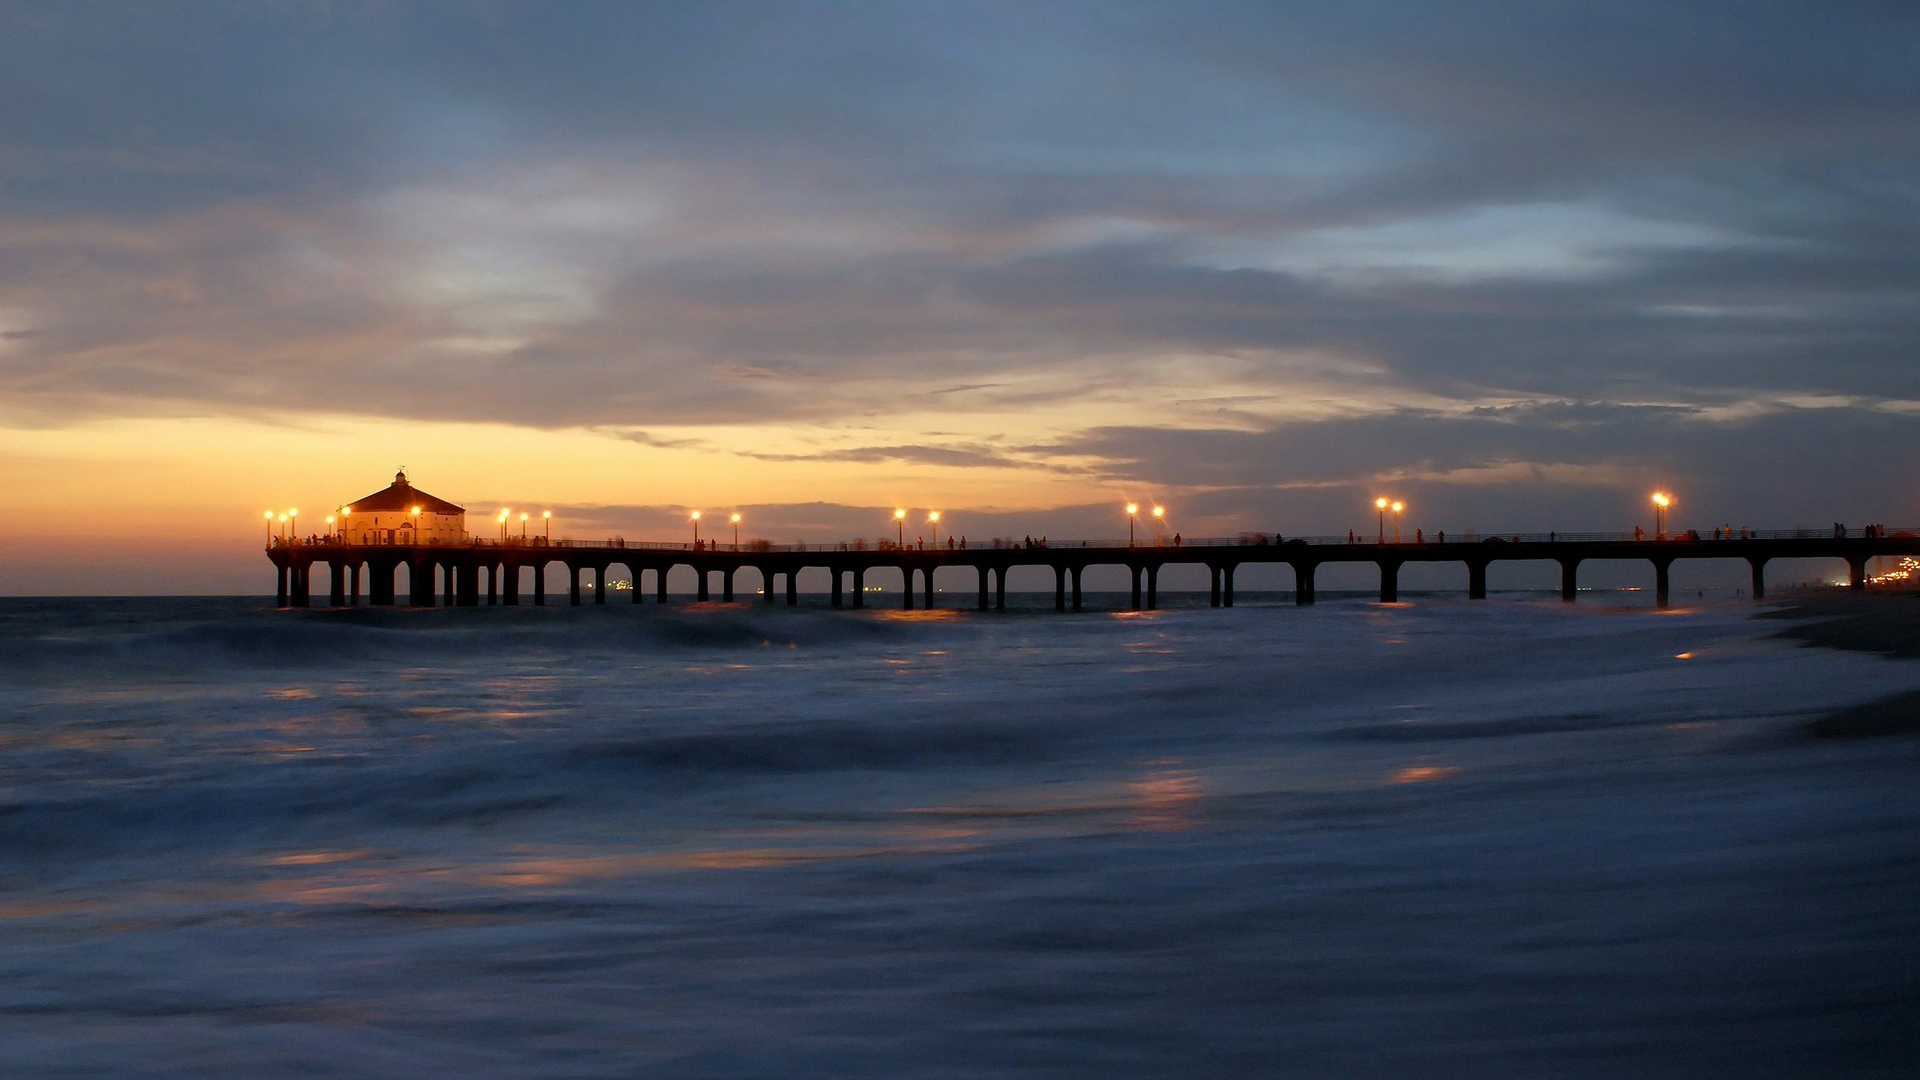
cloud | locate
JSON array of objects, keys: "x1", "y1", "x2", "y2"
[{"x1": 1, "y1": 0, "x2": 1916, "y2": 543}]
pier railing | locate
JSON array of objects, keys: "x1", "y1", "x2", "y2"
[{"x1": 268, "y1": 526, "x2": 1911, "y2": 551}]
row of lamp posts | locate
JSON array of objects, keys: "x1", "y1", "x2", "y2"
[{"x1": 266, "y1": 490, "x2": 1686, "y2": 552}]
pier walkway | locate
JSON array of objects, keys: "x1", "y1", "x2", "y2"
[{"x1": 266, "y1": 528, "x2": 1919, "y2": 611}]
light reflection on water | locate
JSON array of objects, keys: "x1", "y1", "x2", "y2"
[{"x1": 2, "y1": 596, "x2": 1918, "y2": 1077}]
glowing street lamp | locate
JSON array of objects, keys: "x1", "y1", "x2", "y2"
[
  {"x1": 1652, "y1": 492, "x2": 1672, "y2": 539},
  {"x1": 894, "y1": 508, "x2": 907, "y2": 549},
  {"x1": 542, "y1": 510, "x2": 551, "y2": 541},
  {"x1": 691, "y1": 510, "x2": 702, "y2": 547},
  {"x1": 1391, "y1": 500, "x2": 1405, "y2": 544},
  {"x1": 1152, "y1": 504, "x2": 1166, "y2": 545},
  {"x1": 520, "y1": 512, "x2": 528, "y2": 540},
  {"x1": 498, "y1": 508, "x2": 510, "y2": 542},
  {"x1": 1376, "y1": 497, "x2": 1389, "y2": 544},
  {"x1": 1127, "y1": 503, "x2": 1139, "y2": 547},
  {"x1": 928, "y1": 510, "x2": 941, "y2": 549},
  {"x1": 277, "y1": 512, "x2": 288, "y2": 541},
  {"x1": 264, "y1": 510, "x2": 274, "y2": 544},
  {"x1": 324, "y1": 515, "x2": 335, "y2": 540},
  {"x1": 410, "y1": 505, "x2": 421, "y2": 544},
  {"x1": 731, "y1": 512, "x2": 742, "y2": 550},
  {"x1": 289, "y1": 509, "x2": 299, "y2": 541},
  {"x1": 341, "y1": 507, "x2": 351, "y2": 543}
]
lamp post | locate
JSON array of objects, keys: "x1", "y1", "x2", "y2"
[
  {"x1": 325, "y1": 515, "x2": 334, "y2": 540},
  {"x1": 341, "y1": 507, "x2": 351, "y2": 544},
  {"x1": 278, "y1": 512, "x2": 288, "y2": 541},
  {"x1": 1152, "y1": 505, "x2": 1165, "y2": 546},
  {"x1": 1391, "y1": 500, "x2": 1405, "y2": 544},
  {"x1": 1376, "y1": 497, "x2": 1389, "y2": 544},
  {"x1": 289, "y1": 509, "x2": 299, "y2": 541},
  {"x1": 410, "y1": 506, "x2": 421, "y2": 544},
  {"x1": 520, "y1": 512, "x2": 528, "y2": 540},
  {"x1": 928, "y1": 511, "x2": 941, "y2": 549},
  {"x1": 691, "y1": 510, "x2": 702, "y2": 548},
  {"x1": 1652, "y1": 492, "x2": 1671, "y2": 539},
  {"x1": 264, "y1": 510, "x2": 274, "y2": 544},
  {"x1": 1127, "y1": 503, "x2": 1139, "y2": 547},
  {"x1": 894, "y1": 508, "x2": 906, "y2": 549},
  {"x1": 543, "y1": 510, "x2": 551, "y2": 541},
  {"x1": 731, "y1": 512, "x2": 742, "y2": 551},
  {"x1": 498, "y1": 509, "x2": 509, "y2": 542}
]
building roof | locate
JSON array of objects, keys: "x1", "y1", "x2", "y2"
[{"x1": 343, "y1": 470, "x2": 467, "y2": 515}]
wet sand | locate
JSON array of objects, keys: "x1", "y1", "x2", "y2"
[{"x1": 1763, "y1": 590, "x2": 1920, "y2": 736}]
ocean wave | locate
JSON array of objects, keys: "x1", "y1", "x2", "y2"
[{"x1": 0, "y1": 601, "x2": 959, "y2": 680}]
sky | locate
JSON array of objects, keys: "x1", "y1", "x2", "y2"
[{"x1": 2, "y1": 1, "x2": 1917, "y2": 594}]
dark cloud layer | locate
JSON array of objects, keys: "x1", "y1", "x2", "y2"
[{"x1": 2, "y1": 1, "x2": 1917, "y2": 525}]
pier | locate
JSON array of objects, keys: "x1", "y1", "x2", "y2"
[{"x1": 265, "y1": 528, "x2": 1920, "y2": 611}]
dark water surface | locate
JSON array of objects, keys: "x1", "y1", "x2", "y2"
[{"x1": 2, "y1": 595, "x2": 1917, "y2": 1078}]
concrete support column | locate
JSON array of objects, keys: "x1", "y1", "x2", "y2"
[
  {"x1": 459, "y1": 563, "x2": 481, "y2": 607},
  {"x1": 504, "y1": 564, "x2": 520, "y2": 605},
  {"x1": 923, "y1": 567, "x2": 936, "y2": 609},
  {"x1": 349, "y1": 563, "x2": 360, "y2": 606},
  {"x1": 853, "y1": 568, "x2": 866, "y2": 608},
  {"x1": 831, "y1": 571, "x2": 844, "y2": 608},
  {"x1": 1054, "y1": 565, "x2": 1067, "y2": 612},
  {"x1": 1467, "y1": 560, "x2": 1488, "y2": 600},
  {"x1": 1070, "y1": 566, "x2": 1082, "y2": 611},
  {"x1": 1293, "y1": 562, "x2": 1316, "y2": 606},
  {"x1": 994, "y1": 567, "x2": 1007, "y2": 611},
  {"x1": 289, "y1": 564, "x2": 310, "y2": 607},
  {"x1": 1653, "y1": 558, "x2": 1672, "y2": 609},
  {"x1": 1379, "y1": 560, "x2": 1400, "y2": 603},
  {"x1": 1848, "y1": 556, "x2": 1867, "y2": 592},
  {"x1": 977, "y1": 566, "x2": 989, "y2": 611},
  {"x1": 1223, "y1": 564, "x2": 1236, "y2": 608},
  {"x1": 411, "y1": 559, "x2": 434, "y2": 607},
  {"x1": 570, "y1": 565, "x2": 582, "y2": 606},
  {"x1": 656, "y1": 567, "x2": 669, "y2": 604},
  {"x1": 1748, "y1": 557, "x2": 1766, "y2": 601},
  {"x1": 902, "y1": 566, "x2": 914, "y2": 610},
  {"x1": 533, "y1": 564, "x2": 546, "y2": 606},
  {"x1": 1209, "y1": 566, "x2": 1222, "y2": 608},
  {"x1": 759, "y1": 568, "x2": 776, "y2": 604},
  {"x1": 696, "y1": 568, "x2": 710, "y2": 601},
  {"x1": 1146, "y1": 565, "x2": 1159, "y2": 610},
  {"x1": 594, "y1": 566, "x2": 607, "y2": 604},
  {"x1": 1559, "y1": 558, "x2": 1580, "y2": 602},
  {"x1": 787, "y1": 570, "x2": 799, "y2": 607},
  {"x1": 328, "y1": 563, "x2": 346, "y2": 607},
  {"x1": 370, "y1": 561, "x2": 395, "y2": 606},
  {"x1": 1129, "y1": 565, "x2": 1142, "y2": 610},
  {"x1": 443, "y1": 564, "x2": 455, "y2": 606},
  {"x1": 632, "y1": 568, "x2": 644, "y2": 604}
]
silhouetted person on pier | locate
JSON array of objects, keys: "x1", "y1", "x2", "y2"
[
  {"x1": 1437, "y1": 531, "x2": 1445, "y2": 543},
  {"x1": 1635, "y1": 526, "x2": 1644, "y2": 541},
  {"x1": 1172, "y1": 533, "x2": 1181, "y2": 547},
  {"x1": 1416, "y1": 529, "x2": 1423, "y2": 544},
  {"x1": 1348, "y1": 530, "x2": 1355, "y2": 544}
]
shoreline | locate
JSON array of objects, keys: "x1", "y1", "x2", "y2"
[{"x1": 1759, "y1": 589, "x2": 1920, "y2": 737}]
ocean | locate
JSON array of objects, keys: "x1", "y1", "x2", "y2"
[{"x1": 2, "y1": 593, "x2": 1916, "y2": 1078}]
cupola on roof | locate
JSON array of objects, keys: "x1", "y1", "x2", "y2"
[{"x1": 343, "y1": 470, "x2": 466, "y2": 515}]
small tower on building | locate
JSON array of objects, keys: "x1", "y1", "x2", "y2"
[{"x1": 339, "y1": 470, "x2": 467, "y2": 544}]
